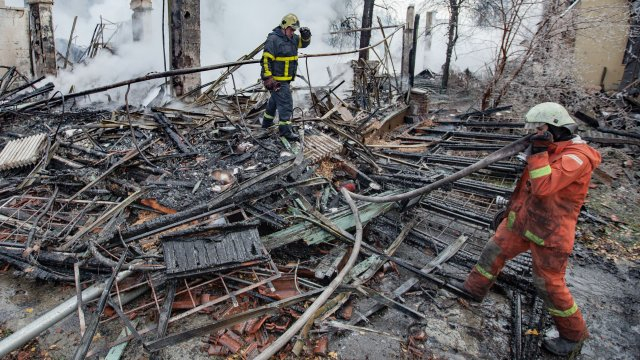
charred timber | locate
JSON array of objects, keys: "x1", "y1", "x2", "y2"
[
  {"x1": 413, "y1": 129, "x2": 521, "y2": 141},
  {"x1": 456, "y1": 105, "x2": 513, "y2": 120},
  {"x1": 380, "y1": 151, "x2": 523, "y2": 174}
]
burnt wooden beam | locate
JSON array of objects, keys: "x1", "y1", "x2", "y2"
[
  {"x1": 456, "y1": 105, "x2": 513, "y2": 120},
  {"x1": 0, "y1": 76, "x2": 45, "y2": 101},
  {"x1": 152, "y1": 279, "x2": 177, "y2": 346},
  {"x1": 73, "y1": 250, "x2": 128, "y2": 360},
  {"x1": 576, "y1": 111, "x2": 640, "y2": 140},
  {"x1": 169, "y1": 0, "x2": 201, "y2": 98},
  {"x1": 349, "y1": 235, "x2": 468, "y2": 325},
  {"x1": 152, "y1": 113, "x2": 193, "y2": 153},
  {"x1": 359, "y1": 0, "x2": 375, "y2": 60},
  {"x1": 28, "y1": 0, "x2": 57, "y2": 77}
]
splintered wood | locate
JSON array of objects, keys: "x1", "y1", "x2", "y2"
[{"x1": 303, "y1": 133, "x2": 344, "y2": 164}]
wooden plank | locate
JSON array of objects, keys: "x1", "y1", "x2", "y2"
[{"x1": 262, "y1": 199, "x2": 397, "y2": 250}]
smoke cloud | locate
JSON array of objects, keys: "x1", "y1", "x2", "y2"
[{"x1": 9, "y1": 0, "x2": 360, "y2": 106}]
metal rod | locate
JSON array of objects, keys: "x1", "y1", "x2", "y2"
[{"x1": 348, "y1": 135, "x2": 531, "y2": 203}]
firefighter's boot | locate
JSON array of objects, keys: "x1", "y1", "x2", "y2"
[{"x1": 543, "y1": 336, "x2": 583, "y2": 356}]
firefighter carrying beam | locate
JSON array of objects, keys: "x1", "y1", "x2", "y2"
[{"x1": 452, "y1": 102, "x2": 601, "y2": 356}]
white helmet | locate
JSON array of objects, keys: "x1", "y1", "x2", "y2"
[{"x1": 524, "y1": 102, "x2": 578, "y2": 133}]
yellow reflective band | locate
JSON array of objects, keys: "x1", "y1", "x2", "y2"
[
  {"x1": 507, "y1": 211, "x2": 516, "y2": 230},
  {"x1": 263, "y1": 52, "x2": 275, "y2": 60},
  {"x1": 275, "y1": 56, "x2": 298, "y2": 61},
  {"x1": 262, "y1": 53, "x2": 273, "y2": 77},
  {"x1": 284, "y1": 60, "x2": 290, "y2": 79},
  {"x1": 475, "y1": 264, "x2": 495, "y2": 281},
  {"x1": 530, "y1": 165, "x2": 552, "y2": 179},
  {"x1": 279, "y1": 121, "x2": 292, "y2": 125},
  {"x1": 298, "y1": 36, "x2": 302, "y2": 48},
  {"x1": 273, "y1": 75, "x2": 293, "y2": 81},
  {"x1": 548, "y1": 303, "x2": 578, "y2": 317},
  {"x1": 524, "y1": 230, "x2": 545, "y2": 246},
  {"x1": 263, "y1": 113, "x2": 275, "y2": 120}
]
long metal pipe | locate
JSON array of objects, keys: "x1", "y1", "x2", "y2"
[
  {"x1": 349, "y1": 134, "x2": 531, "y2": 203},
  {"x1": 0, "y1": 270, "x2": 133, "y2": 357}
]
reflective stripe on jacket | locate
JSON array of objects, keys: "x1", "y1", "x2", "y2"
[
  {"x1": 261, "y1": 27, "x2": 311, "y2": 82},
  {"x1": 505, "y1": 136, "x2": 601, "y2": 251}
]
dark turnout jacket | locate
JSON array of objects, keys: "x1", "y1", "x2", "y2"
[{"x1": 261, "y1": 27, "x2": 311, "y2": 82}]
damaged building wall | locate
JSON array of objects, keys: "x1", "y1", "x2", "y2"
[
  {"x1": 0, "y1": 3, "x2": 31, "y2": 77},
  {"x1": 169, "y1": 0, "x2": 201, "y2": 98},
  {"x1": 574, "y1": 0, "x2": 629, "y2": 90},
  {"x1": 27, "y1": 0, "x2": 57, "y2": 77}
]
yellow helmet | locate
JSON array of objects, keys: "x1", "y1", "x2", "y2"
[{"x1": 280, "y1": 13, "x2": 300, "y2": 30}]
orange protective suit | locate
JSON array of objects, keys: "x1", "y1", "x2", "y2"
[{"x1": 464, "y1": 136, "x2": 601, "y2": 341}]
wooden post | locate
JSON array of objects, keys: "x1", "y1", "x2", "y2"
[
  {"x1": 424, "y1": 11, "x2": 434, "y2": 51},
  {"x1": 358, "y1": 0, "x2": 375, "y2": 60},
  {"x1": 400, "y1": 5, "x2": 415, "y2": 93},
  {"x1": 169, "y1": 0, "x2": 201, "y2": 99},
  {"x1": 409, "y1": 14, "x2": 420, "y2": 88},
  {"x1": 63, "y1": 16, "x2": 77, "y2": 69},
  {"x1": 27, "y1": 0, "x2": 57, "y2": 77}
]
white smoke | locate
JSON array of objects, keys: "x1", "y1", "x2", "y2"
[
  {"x1": 26, "y1": 0, "x2": 363, "y2": 107},
  {"x1": 409, "y1": 2, "x2": 544, "y2": 77},
  {"x1": 199, "y1": 0, "x2": 358, "y2": 106},
  {"x1": 7, "y1": 0, "x2": 542, "y2": 95}
]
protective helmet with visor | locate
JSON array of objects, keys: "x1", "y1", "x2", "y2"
[
  {"x1": 281, "y1": 13, "x2": 300, "y2": 30},
  {"x1": 524, "y1": 102, "x2": 578, "y2": 134}
]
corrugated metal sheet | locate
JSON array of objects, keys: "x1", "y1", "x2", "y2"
[
  {"x1": 0, "y1": 133, "x2": 47, "y2": 171},
  {"x1": 304, "y1": 133, "x2": 343, "y2": 163}
]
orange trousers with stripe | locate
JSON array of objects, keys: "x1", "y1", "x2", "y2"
[{"x1": 463, "y1": 221, "x2": 588, "y2": 341}]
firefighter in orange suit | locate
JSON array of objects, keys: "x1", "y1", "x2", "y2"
[{"x1": 456, "y1": 102, "x2": 601, "y2": 356}]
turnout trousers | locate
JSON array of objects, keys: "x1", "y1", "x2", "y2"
[
  {"x1": 262, "y1": 82, "x2": 295, "y2": 138},
  {"x1": 463, "y1": 221, "x2": 588, "y2": 341}
]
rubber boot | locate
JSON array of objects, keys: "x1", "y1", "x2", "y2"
[
  {"x1": 261, "y1": 115, "x2": 274, "y2": 128},
  {"x1": 279, "y1": 124, "x2": 299, "y2": 142},
  {"x1": 448, "y1": 279, "x2": 484, "y2": 303},
  {"x1": 543, "y1": 336, "x2": 582, "y2": 356}
]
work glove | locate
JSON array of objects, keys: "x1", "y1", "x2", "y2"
[
  {"x1": 300, "y1": 27, "x2": 311, "y2": 39},
  {"x1": 529, "y1": 131, "x2": 553, "y2": 154},
  {"x1": 263, "y1": 76, "x2": 281, "y2": 92}
]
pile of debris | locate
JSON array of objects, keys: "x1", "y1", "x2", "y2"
[{"x1": 0, "y1": 55, "x2": 639, "y2": 359}]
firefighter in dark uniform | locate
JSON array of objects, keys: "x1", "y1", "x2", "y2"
[{"x1": 260, "y1": 13, "x2": 311, "y2": 141}]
